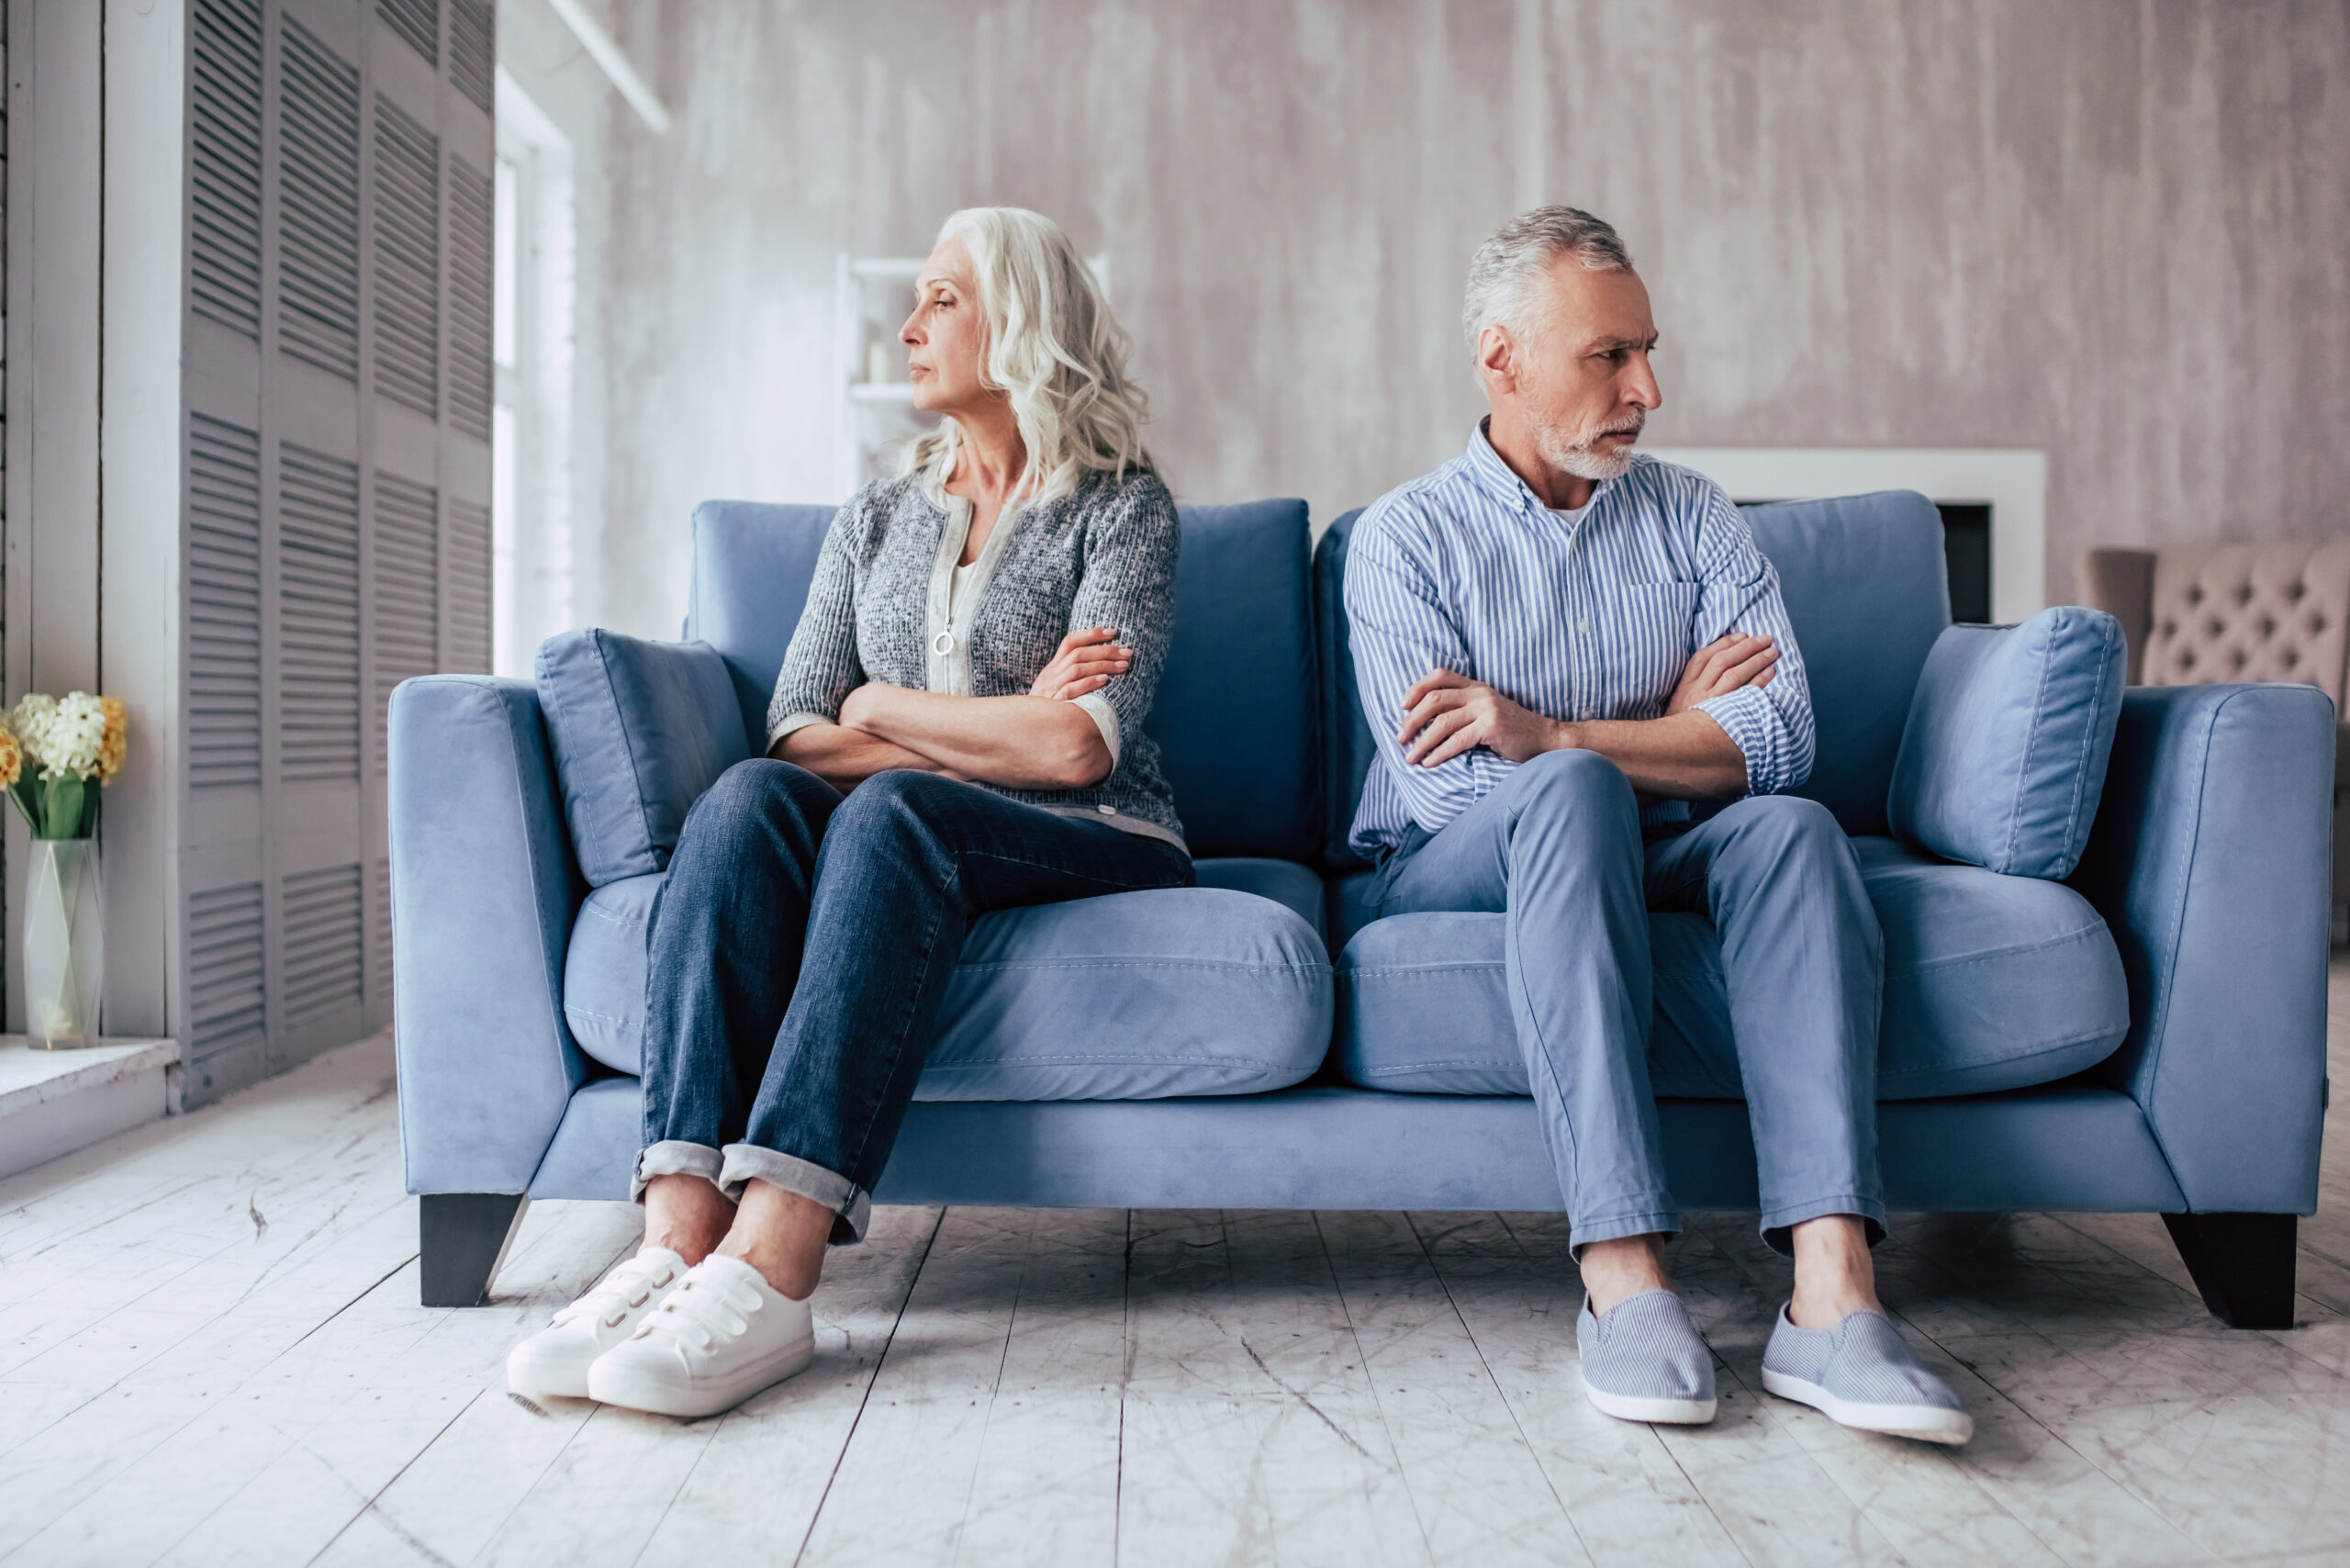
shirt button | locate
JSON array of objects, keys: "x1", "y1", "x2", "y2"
[
  {"x1": 1098, "y1": 804, "x2": 1117, "y2": 814},
  {"x1": 1577, "y1": 618, "x2": 1591, "y2": 634}
]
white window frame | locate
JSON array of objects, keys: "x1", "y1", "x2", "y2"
[{"x1": 491, "y1": 69, "x2": 576, "y2": 678}]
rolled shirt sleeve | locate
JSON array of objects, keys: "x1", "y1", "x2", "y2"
[
  {"x1": 1685, "y1": 483, "x2": 1816, "y2": 796},
  {"x1": 1071, "y1": 691, "x2": 1123, "y2": 768}
]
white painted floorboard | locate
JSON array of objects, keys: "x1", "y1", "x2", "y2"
[{"x1": 9, "y1": 966, "x2": 2350, "y2": 1566}]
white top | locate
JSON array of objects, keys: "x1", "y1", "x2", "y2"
[{"x1": 947, "y1": 562, "x2": 980, "y2": 651}]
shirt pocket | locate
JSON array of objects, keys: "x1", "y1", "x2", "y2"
[{"x1": 1605, "y1": 581, "x2": 1704, "y2": 709}]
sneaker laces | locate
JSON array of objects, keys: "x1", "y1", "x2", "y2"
[
  {"x1": 552, "y1": 1251, "x2": 680, "y2": 1331},
  {"x1": 634, "y1": 1270, "x2": 765, "y2": 1355}
]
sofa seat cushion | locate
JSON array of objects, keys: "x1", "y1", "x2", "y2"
[
  {"x1": 565, "y1": 878, "x2": 1333, "y2": 1100},
  {"x1": 1191, "y1": 857, "x2": 1326, "y2": 944},
  {"x1": 1335, "y1": 834, "x2": 2128, "y2": 1100}
]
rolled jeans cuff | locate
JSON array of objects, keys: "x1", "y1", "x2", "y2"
[
  {"x1": 720, "y1": 1144, "x2": 873, "y2": 1245},
  {"x1": 1759, "y1": 1194, "x2": 1887, "y2": 1258},
  {"x1": 1569, "y1": 1206, "x2": 1683, "y2": 1258},
  {"x1": 632, "y1": 1139, "x2": 725, "y2": 1204}
]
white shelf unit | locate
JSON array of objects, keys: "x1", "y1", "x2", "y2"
[{"x1": 832, "y1": 252, "x2": 1112, "y2": 501}]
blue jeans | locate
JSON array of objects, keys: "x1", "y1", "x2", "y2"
[
  {"x1": 636, "y1": 760, "x2": 1194, "y2": 1242},
  {"x1": 1375, "y1": 748, "x2": 1886, "y2": 1254}
]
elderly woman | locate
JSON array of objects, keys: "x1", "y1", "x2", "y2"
[{"x1": 506, "y1": 208, "x2": 1190, "y2": 1417}]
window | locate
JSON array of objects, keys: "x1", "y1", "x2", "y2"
[{"x1": 490, "y1": 71, "x2": 573, "y2": 678}]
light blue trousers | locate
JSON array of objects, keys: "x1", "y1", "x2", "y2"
[{"x1": 1377, "y1": 748, "x2": 1886, "y2": 1254}]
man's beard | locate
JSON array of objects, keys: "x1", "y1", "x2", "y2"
[{"x1": 1536, "y1": 409, "x2": 1646, "y2": 483}]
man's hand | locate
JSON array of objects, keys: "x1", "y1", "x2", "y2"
[
  {"x1": 1398, "y1": 669, "x2": 1561, "y2": 767},
  {"x1": 1666, "y1": 633, "x2": 1778, "y2": 715},
  {"x1": 1029, "y1": 627, "x2": 1131, "y2": 701}
]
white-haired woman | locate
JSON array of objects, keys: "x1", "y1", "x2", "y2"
[{"x1": 506, "y1": 208, "x2": 1190, "y2": 1417}]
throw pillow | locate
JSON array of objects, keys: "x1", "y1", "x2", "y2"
[
  {"x1": 1886, "y1": 607, "x2": 2126, "y2": 879},
  {"x1": 535, "y1": 630, "x2": 752, "y2": 885}
]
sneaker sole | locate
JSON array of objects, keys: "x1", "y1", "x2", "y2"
[
  {"x1": 506, "y1": 1347, "x2": 593, "y2": 1401},
  {"x1": 588, "y1": 1335, "x2": 816, "y2": 1419},
  {"x1": 1583, "y1": 1383, "x2": 1718, "y2": 1426},
  {"x1": 1760, "y1": 1367, "x2": 1974, "y2": 1444}
]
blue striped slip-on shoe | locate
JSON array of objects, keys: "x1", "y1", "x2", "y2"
[
  {"x1": 1761, "y1": 1305, "x2": 1974, "y2": 1445},
  {"x1": 1574, "y1": 1288, "x2": 1718, "y2": 1425}
]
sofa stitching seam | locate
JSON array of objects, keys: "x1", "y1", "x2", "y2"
[
  {"x1": 2059, "y1": 623, "x2": 2117, "y2": 869},
  {"x1": 1338, "y1": 920, "x2": 2117, "y2": 980},
  {"x1": 949, "y1": 960, "x2": 1329, "y2": 975},
  {"x1": 2133, "y1": 693, "x2": 2225, "y2": 1199},
  {"x1": 921, "y1": 1056, "x2": 1302, "y2": 1070},
  {"x1": 1880, "y1": 921, "x2": 2114, "y2": 974},
  {"x1": 592, "y1": 631, "x2": 666, "y2": 878},
  {"x1": 2008, "y1": 614, "x2": 2058, "y2": 871}
]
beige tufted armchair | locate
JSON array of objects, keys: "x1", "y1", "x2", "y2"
[{"x1": 2082, "y1": 543, "x2": 2350, "y2": 940}]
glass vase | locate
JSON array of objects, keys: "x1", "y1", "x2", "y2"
[{"x1": 25, "y1": 838, "x2": 104, "y2": 1049}]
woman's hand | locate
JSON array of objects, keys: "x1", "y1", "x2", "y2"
[
  {"x1": 1028, "y1": 627, "x2": 1131, "y2": 701},
  {"x1": 1666, "y1": 633, "x2": 1778, "y2": 715}
]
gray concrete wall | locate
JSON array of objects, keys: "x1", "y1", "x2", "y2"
[{"x1": 579, "y1": 0, "x2": 2349, "y2": 638}]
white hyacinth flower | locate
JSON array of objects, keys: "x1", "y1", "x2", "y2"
[
  {"x1": 13, "y1": 691, "x2": 108, "y2": 780},
  {"x1": 12, "y1": 694, "x2": 59, "y2": 778}
]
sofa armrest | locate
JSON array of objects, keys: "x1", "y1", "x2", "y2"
[
  {"x1": 2072, "y1": 683, "x2": 2334, "y2": 1213},
  {"x1": 391, "y1": 676, "x2": 589, "y2": 1195}
]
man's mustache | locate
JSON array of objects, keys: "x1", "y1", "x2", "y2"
[{"x1": 1577, "y1": 411, "x2": 1646, "y2": 445}]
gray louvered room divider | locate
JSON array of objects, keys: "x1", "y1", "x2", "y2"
[{"x1": 181, "y1": 0, "x2": 494, "y2": 1103}]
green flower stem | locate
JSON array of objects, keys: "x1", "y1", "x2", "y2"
[{"x1": 9, "y1": 772, "x2": 98, "y2": 839}]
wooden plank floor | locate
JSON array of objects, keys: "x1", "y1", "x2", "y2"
[{"x1": 9, "y1": 969, "x2": 2350, "y2": 1566}]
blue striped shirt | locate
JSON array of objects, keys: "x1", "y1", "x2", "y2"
[{"x1": 1345, "y1": 426, "x2": 1815, "y2": 857}]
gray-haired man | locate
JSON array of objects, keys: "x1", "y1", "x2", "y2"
[{"x1": 1344, "y1": 207, "x2": 1970, "y2": 1443}]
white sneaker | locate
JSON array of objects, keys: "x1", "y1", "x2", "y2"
[
  {"x1": 506, "y1": 1246, "x2": 688, "y2": 1399},
  {"x1": 586, "y1": 1253, "x2": 814, "y2": 1418}
]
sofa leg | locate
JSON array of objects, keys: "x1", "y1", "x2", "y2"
[
  {"x1": 2161, "y1": 1212, "x2": 2298, "y2": 1329},
  {"x1": 420, "y1": 1193, "x2": 531, "y2": 1307}
]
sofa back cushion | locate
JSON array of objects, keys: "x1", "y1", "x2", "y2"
[
  {"x1": 1316, "y1": 510, "x2": 1379, "y2": 869},
  {"x1": 686, "y1": 497, "x2": 1320, "y2": 860},
  {"x1": 688, "y1": 500, "x2": 841, "y2": 747},
  {"x1": 535, "y1": 629, "x2": 752, "y2": 885},
  {"x1": 1147, "y1": 499, "x2": 1319, "y2": 857},
  {"x1": 1888, "y1": 607, "x2": 2126, "y2": 879},
  {"x1": 1740, "y1": 491, "x2": 1951, "y2": 834},
  {"x1": 1316, "y1": 487, "x2": 1953, "y2": 863}
]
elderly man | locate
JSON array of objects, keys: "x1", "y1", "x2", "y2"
[{"x1": 1344, "y1": 207, "x2": 1969, "y2": 1444}]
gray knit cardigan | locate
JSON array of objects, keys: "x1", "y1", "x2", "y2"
[{"x1": 767, "y1": 467, "x2": 1187, "y2": 850}]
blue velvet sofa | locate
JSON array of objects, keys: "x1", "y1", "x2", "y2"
[{"x1": 391, "y1": 490, "x2": 2333, "y2": 1327}]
